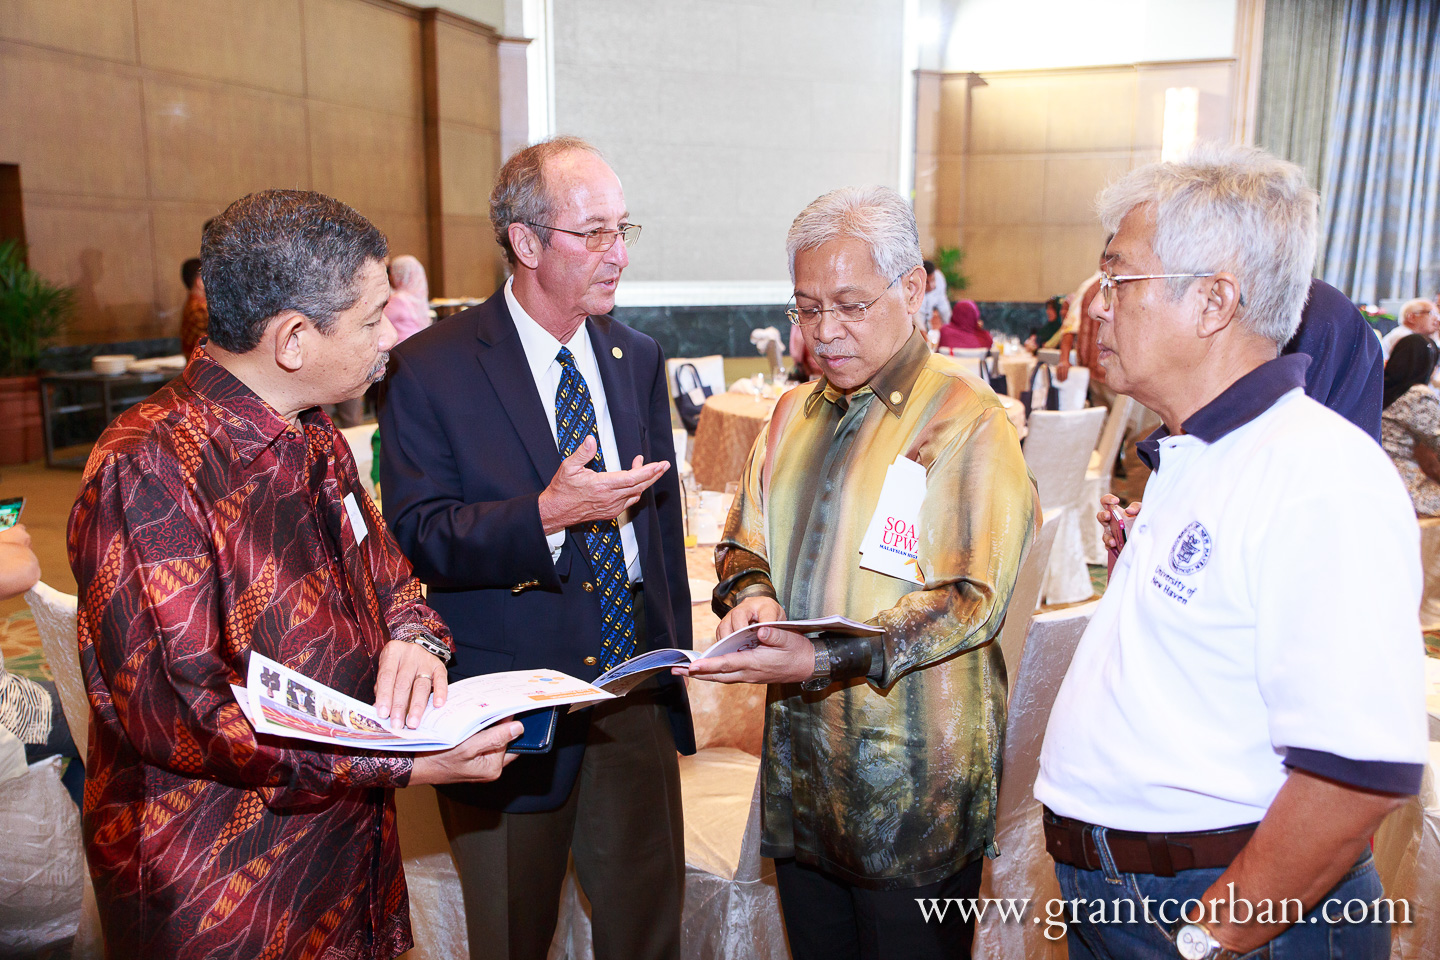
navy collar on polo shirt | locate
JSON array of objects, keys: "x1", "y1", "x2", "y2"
[{"x1": 1135, "y1": 352, "x2": 1311, "y2": 472}]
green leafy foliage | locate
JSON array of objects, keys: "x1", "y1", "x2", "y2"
[
  {"x1": 0, "y1": 240, "x2": 75, "y2": 377},
  {"x1": 934, "y1": 246, "x2": 968, "y2": 293}
]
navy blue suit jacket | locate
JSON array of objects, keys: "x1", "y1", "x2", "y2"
[{"x1": 379, "y1": 291, "x2": 695, "y2": 813}]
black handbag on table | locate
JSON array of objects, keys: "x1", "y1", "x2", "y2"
[
  {"x1": 673, "y1": 362, "x2": 713, "y2": 434},
  {"x1": 1020, "y1": 361, "x2": 1061, "y2": 416}
]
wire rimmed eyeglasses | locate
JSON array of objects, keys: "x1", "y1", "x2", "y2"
[
  {"x1": 526, "y1": 221, "x2": 642, "y2": 252},
  {"x1": 785, "y1": 273, "x2": 904, "y2": 326},
  {"x1": 1097, "y1": 271, "x2": 1216, "y2": 311}
]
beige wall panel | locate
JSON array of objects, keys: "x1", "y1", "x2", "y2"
[
  {"x1": 0, "y1": 48, "x2": 148, "y2": 197},
  {"x1": 959, "y1": 225, "x2": 1045, "y2": 302},
  {"x1": 309, "y1": 102, "x2": 425, "y2": 216},
  {"x1": 0, "y1": 0, "x2": 137, "y2": 62},
  {"x1": 1040, "y1": 226, "x2": 1110, "y2": 296},
  {"x1": 24, "y1": 199, "x2": 160, "y2": 343},
  {"x1": 1042, "y1": 155, "x2": 1130, "y2": 224},
  {"x1": 1134, "y1": 61, "x2": 1234, "y2": 152},
  {"x1": 969, "y1": 79, "x2": 1047, "y2": 155},
  {"x1": 144, "y1": 78, "x2": 310, "y2": 204},
  {"x1": 938, "y1": 75, "x2": 971, "y2": 156},
  {"x1": 151, "y1": 201, "x2": 221, "y2": 330},
  {"x1": 366, "y1": 211, "x2": 428, "y2": 267},
  {"x1": 135, "y1": 0, "x2": 304, "y2": 96},
  {"x1": 435, "y1": 24, "x2": 499, "y2": 132},
  {"x1": 964, "y1": 156, "x2": 1044, "y2": 226},
  {"x1": 303, "y1": 0, "x2": 421, "y2": 116},
  {"x1": 441, "y1": 213, "x2": 502, "y2": 298},
  {"x1": 1045, "y1": 71, "x2": 1135, "y2": 153},
  {"x1": 438, "y1": 123, "x2": 498, "y2": 219},
  {"x1": 933, "y1": 155, "x2": 965, "y2": 238}
]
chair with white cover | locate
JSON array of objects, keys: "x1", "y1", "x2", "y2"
[
  {"x1": 24, "y1": 583, "x2": 86, "y2": 764},
  {"x1": 937, "y1": 347, "x2": 990, "y2": 379},
  {"x1": 1024, "y1": 407, "x2": 1107, "y2": 605},
  {"x1": 996, "y1": 506, "x2": 1064, "y2": 681},
  {"x1": 1080, "y1": 395, "x2": 1137, "y2": 565},
  {"x1": 1419, "y1": 517, "x2": 1440, "y2": 632},
  {"x1": 667, "y1": 356, "x2": 727, "y2": 401},
  {"x1": 974, "y1": 601, "x2": 1099, "y2": 960},
  {"x1": 19, "y1": 582, "x2": 103, "y2": 959}
]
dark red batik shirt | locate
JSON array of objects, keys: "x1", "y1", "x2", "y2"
[{"x1": 68, "y1": 351, "x2": 452, "y2": 960}]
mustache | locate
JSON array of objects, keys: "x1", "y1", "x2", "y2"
[
  {"x1": 369, "y1": 352, "x2": 391, "y2": 382},
  {"x1": 811, "y1": 343, "x2": 853, "y2": 358}
]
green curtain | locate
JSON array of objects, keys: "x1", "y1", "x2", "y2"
[{"x1": 1254, "y1": 0, "x2": 1346, "y2": 195}]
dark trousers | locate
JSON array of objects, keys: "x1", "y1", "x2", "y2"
[
  {"x1": 437, "y1": 683, "x2": 685, "y2": 960},
  {"x1": 21, "y1": 679, "x2": 83, "y2": 807},
  {"x1": 775, "y1": 856, "x2": 985, "y2": 960}
]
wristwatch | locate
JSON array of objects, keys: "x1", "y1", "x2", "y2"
[
  {"x1": 1175, "y1": 922, "x2": 1242, "y2": 960},
  {"x1": 396, "y1": 627, "x2": 452, "y2": 666},
  {"x1": 800, "y1": 638, "x2": 832, "y2": 692}
]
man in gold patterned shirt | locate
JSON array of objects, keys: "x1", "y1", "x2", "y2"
[{"x1": 683, "y1": 186, "x2": 1036, "y2": 960}]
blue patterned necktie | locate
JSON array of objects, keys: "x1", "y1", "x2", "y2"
[{"x1": 554, "y1": 347, "x2": 638, "y2": 669}]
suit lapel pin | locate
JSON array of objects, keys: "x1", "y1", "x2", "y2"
[{"x1": 612, "y1": 347, "x2": 623, "y2": 359}]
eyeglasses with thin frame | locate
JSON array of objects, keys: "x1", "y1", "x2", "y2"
[
  {"x1": 786, "y1": 273, "x2": 904, "y2": 326},
  {"x1": 1097, "y1": 271, "x2": 1216, "y2": 311},
  {"x1": 526, "y1": 221, "x2": 641, "y2": 252}
]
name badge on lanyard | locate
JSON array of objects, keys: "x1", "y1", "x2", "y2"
[{"x1": 858, "y1": 455, "x2": 926, "y2": 584}]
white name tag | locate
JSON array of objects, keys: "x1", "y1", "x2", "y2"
[
  {"x1": 343, "y1": 492, "x2": 368, "y2": 547},
  {"x1": 858, "y1": 456, "x2": 926, "y2": 584}
]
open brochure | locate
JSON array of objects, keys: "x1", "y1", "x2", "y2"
[
  {"x1": 581, "y1": 615, "x2": 884, "y2": 700},
  {"x1": 232, "y1": 652, "x2": 613, "y2": 752}
]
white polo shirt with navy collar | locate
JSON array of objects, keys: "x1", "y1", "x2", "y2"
[{"x1": 1036, "y1": 354, "x2": 1428, "y2": 832}]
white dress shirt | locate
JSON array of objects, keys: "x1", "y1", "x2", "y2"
[{"x1": 505, "y1": 278, "x2": 642, "y2": 583}]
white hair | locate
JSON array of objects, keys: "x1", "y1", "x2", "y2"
[
  {"x1": 1096, "y1": 143, "x2": 1318, "y2": 345},
  {"x1": 1402, "y1": 298, "x2": 1436, "y2": 323},
  {"x1": 786, "y1": 186, "x2": 923, "y2": 284}
]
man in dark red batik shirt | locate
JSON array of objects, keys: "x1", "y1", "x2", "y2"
[{"x1": 68, "y1": 190, "x2": 521, "y2": 960}]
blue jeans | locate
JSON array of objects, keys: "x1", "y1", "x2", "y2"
[{"x1": 1054, "y1": 842, "x2": 1393, "y2": 960}]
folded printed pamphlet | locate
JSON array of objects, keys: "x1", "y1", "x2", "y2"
[
  {"x1": 578, "y1": 615, "x2": 884, "y2": 701},
  {"x1": 233, "y1": 652, "x2": 612, "y2": 752}
]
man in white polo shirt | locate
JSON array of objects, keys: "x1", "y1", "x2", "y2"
[{"x1": 1035, "y1": 144, "x2": 1428, "y2": 960}]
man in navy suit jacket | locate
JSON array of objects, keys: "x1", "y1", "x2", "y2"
[{"x1": 380, "y1": 137, "x2": 693, "y2": 960}]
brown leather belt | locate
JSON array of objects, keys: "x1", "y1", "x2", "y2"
[{"x1": 1042, "y1": 807, "x2": 1257, "y2": 877}]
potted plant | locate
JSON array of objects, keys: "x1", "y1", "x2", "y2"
[
  {"x1": 934, "y1": 246, "x2": 968, "y2": 293},
  {"x1": 0, "y1": 240, "x2": 75, "y2": 465}
]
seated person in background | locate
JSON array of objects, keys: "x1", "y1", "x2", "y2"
[
  {"x1": 1381, "y1": 332, "x2": 1440, "y2": 515},
  {"x1": 1056, "y1": 274, "x2": 1102, "y2": 383},
  {"x1": 384, "y1": 254, "x2": 433, "y2": 346},
  {"x1": 1282, "y1": 278, "x2": 1385, "y2": 442},
  {"x1": 69, "y1": 189, "x2": 520, "y2": 959},
  {"x1": 1036, "y1": 295, "x2": 1064, "y2": 347},
  {"x1": 1380, "y1": 297, "x2": 1440, "y2": 361},
  {"x1": 916, "y1": 259, "x2": 951, "y2": 334},
  {"x1": 0, "y1": 524, "x2": 83, "y2": 804},
  {"x1": 936, "y1": 299, "x2": 992, "y2": 350},
  {"x1": 1045, "y1": 144, "x2": 1424, "y2": 960},
  {"x1": 179, "y1": 256, "x2": 207, "y2": 358},
  {"x1": 789, "y1": 319, "x2": 824, "y2": 379}
]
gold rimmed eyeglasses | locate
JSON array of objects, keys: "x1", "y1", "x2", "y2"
[
  {"x1": 1097, "y1": 271, "x2": 1216, "y2": 311},
  {"x1": 527, "y1": 222, "x2": 642, "y2": 252},
  {"x1": 786, "y1": 273, "x2": 904, "y2": 326}
]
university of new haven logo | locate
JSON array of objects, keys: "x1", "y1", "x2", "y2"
[{"x1": 1169, "y1": 521, "x2": 1212, "y2": 575}]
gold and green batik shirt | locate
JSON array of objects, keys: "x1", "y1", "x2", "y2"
[{"x1": 715, "y1": 330, "x2": 1037, "y2": 889}]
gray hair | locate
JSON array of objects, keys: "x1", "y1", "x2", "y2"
[
  {"x1": 490, "y1": 136, "x2": 604, "y2": 265},
  {"x1": 786, "y1": 186, "x2": 923, "y2": 284},
  {"x1": 1096, "y1": 143, "x2": 1318, "y2": 345},
  {"x1": 202, "y1": 189, "x2": 387, "y2": 353},
  {"x1": 1402, "y1": 298, "x2": 1436, "y2": 322}
]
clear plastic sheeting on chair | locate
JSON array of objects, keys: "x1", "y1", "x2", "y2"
[
  {"x1": 0, "y1": 757, "x2": 85, "y2": 955},
  {"x1": 1372, "y1": 742, "x2": 1440, "y2": 960}
]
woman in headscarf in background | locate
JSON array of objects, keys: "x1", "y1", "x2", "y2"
[
  {"x1": 936, "y1": 299, "x2": 992, "y2": 350},
  {"x1": 384, "y1": 254, "x2": 432, "y2": 344},
  {"x1": 1381, "y1": 332, "x2": 1440, "y2": 515}
]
